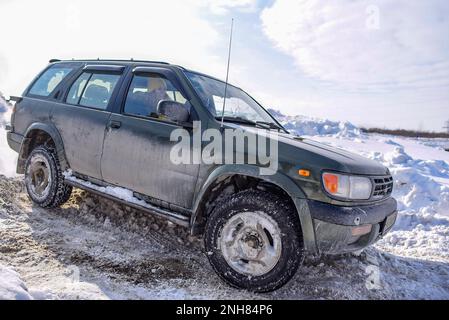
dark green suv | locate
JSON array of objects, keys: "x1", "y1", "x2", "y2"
[{"x1": 6, "y1": 59, "x2": 397, "y2": 292}]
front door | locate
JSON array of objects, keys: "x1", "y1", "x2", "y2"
[{"x1": 100, "y1": 69, "x2": 200, "y2": 209}]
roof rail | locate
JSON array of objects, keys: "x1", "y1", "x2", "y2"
[
  {"x1": 60, "y1": 58, "x2": 171, "y2": 65},
  {"x1": 49, "y1": 58, "x2": 61, "y2": 63}
]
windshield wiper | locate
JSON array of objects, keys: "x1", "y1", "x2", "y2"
[
  {"x1": 217, "y1": 116, "x2": 282, "y2": 130},
  {"x1": 216, "y1": 116, "x2": 257, "y2": 125},
  {"x1": 255, "y1": 121, "x2": 283, "y2": 131}
]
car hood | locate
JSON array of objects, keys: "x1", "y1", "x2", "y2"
[
  {"x1": 226, "y1": 124, "x2": 390, "y2": 175},
  {"x1": 284, "y1": 135, "x2": 389, "y2": 175}
]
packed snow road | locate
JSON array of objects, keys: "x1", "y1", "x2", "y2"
[{"x1": 0, "y1": 174, "x2": 448, "y2": 299}]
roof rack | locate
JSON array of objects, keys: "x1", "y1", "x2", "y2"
[{"x1": 56, "y1": 58, "x2": 171, "y2": 65}]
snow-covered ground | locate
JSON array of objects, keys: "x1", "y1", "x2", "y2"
[
  {"x1": 0, "y1": 105, "x2": 448, "y2": 299},
  {"x1": 0, "y1": 263, "x2": 34, "y2": 300}
]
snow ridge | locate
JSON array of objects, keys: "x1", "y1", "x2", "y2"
[
  {"x1": 0, "y1": 264, "x2": 33, "y2": 300},
  {"x1": 269, "y1": 109, "x2": 361, "y2": 137}
]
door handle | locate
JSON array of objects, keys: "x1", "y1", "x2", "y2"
[{"x1": 109, "y1": 120, "x2": 121, "y2": 129}]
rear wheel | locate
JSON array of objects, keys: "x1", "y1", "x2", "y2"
[
  {"x1": 24, "y1": 146, "x2": 72, "y2": 208},
  {"x1": 204, "y1": 189, "x2": 304, "y2": 292}
]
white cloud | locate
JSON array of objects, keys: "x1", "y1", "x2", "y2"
[
  {"x1": 261, "y1": 0, "x2": 449, "y2": 91},
  {"x1": 0, "y1": 0, "x2": 226, "y2": 95},
  {"x1": 198, "y1": 0, "x2": 257, "y2": 15}
]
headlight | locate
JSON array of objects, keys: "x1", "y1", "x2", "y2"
[{"x1": 322, "y1": 172, "x2": 372, "y2": 200}]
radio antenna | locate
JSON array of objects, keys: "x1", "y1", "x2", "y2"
[{"x1": 221, "y1": 18, "x2": 234, "y2": 128}]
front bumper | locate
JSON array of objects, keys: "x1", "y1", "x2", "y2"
[{"x1": 309, "y1": 197, "x2": 397, "y2": 254}]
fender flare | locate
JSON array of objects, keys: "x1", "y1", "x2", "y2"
[
  {"x1": 190, "y1": 164, "x2": 317, "y2": 252},
  {"x1": 17, "y1": 122, "x2": 69, "y2": 173}
]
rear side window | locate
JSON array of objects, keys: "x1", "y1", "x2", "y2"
[
  {"x1": 28, "y1": 65, "x2": 74, "y2": 97},
  {"x1": 66, "y1": 72, "x2": 120, "y2": 110}
]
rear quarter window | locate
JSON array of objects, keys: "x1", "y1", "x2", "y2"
[
  {"x1": 66, "y1": 72, "x2": 120, "y2": 110},
  {"x1": 28, "y1": 65, "x2": 74, "y2": 97}
]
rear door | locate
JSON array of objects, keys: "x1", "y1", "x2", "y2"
[
  {"x1": 100, "y1": 66, "x2": 200, "y2": 209},
  {"x1": 50, "y1": 65, "x2": 125, "y2": 179}
]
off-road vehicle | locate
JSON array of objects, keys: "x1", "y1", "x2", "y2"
[{"x1": 6, "y1": 59, "x2": 397, "y2": 292}]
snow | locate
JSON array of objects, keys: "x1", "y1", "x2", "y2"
[
  {"x1": 0, "y1": 263, "x2": 33, "y2": 300},
  {"x1": 63, "y1": 170, "x2": 150, "y2": 209},
  {"x1": 0, "y1": 262, "x2": 104, "y2": 300},
  {"x1": 270, "y1": 109, "x2": 361, "y2": 138},
  {"x1": 0, "y1": 95, "x2": 17, "y2": 177},
  {"x1": 0, "y1": 107, "x2": 448, "y2": 299},
  {"x1": 0, "y1": 126, "x2": 17, "y2": 178}
]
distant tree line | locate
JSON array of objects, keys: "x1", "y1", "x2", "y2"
[{"x1": 361, "y1": 127, "x2": 449, "y2": 139}]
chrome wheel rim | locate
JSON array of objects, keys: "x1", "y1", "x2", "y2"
[
  {"x1": 26, "y1": 154, "x2": 52, "y2": 201},
  {"x1": 219, "y1": 211, "x2": 282, "y2": 276}
]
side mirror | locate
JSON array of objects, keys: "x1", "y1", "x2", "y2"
[{"x1": 157, "y1": 100, "x2": 190, "y2": 123}]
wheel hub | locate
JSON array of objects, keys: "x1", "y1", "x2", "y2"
[
  {"x1": 26, "y1": 154, "x2": 52, "y2": 200},
  {"x1": 219, "y1": 211, "x2": 282, "y2": 276},
  {"x1": 239, "y1": 231, "x2": 263, "y2": 259}
]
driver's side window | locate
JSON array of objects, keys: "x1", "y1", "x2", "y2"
[{"x1": 123, "y1": 74, "x2": 189, "y2": 121}]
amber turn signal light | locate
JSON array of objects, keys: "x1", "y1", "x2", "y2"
[
  {"x1": 298, "y1": 169, "x2": 310, "y2": 177},
  {"x1": 322, "y1": 172, "x2": 339, "y2": 193}
]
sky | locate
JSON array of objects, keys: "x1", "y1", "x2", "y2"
[{"x1": 0, "y1": 0, "x2": 448, "y2": 131}]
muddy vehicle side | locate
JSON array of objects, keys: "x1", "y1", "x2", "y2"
[{"x1": 6, "y1": 59, "x2": 397, "y2": 292}]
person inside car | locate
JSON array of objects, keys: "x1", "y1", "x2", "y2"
[{"x1": 146, "y1": 76, "x2": 170, "y2": 114}]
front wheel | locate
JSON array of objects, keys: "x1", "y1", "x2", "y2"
[{"x1": 204, "y1": 190, "x2": 304, "y2": 292}]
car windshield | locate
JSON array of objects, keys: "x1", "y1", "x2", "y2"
[{"x1": 184, "y1": 71, "x2": 276, "y2": 124}]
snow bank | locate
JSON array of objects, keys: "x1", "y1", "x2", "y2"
[
  {"x1": 0, "y1": 264, "x2": 33, "y2": 300},
  {"x1": 366, "y1": 146, "x2": 449, "y2": 260},
  {"x1": 0, "y1": 95, "x2": 18, "y2": 177},
  {"x1": 269, "y1": 109, "x2": 361, "y2": 137},
  {"x1": 368, "y1": 146, "x2": 449, "y2": 218}
]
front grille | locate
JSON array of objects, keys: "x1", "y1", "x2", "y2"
[{"x1": 372, "y1": 176, "x2": 393, "y2": 200}]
